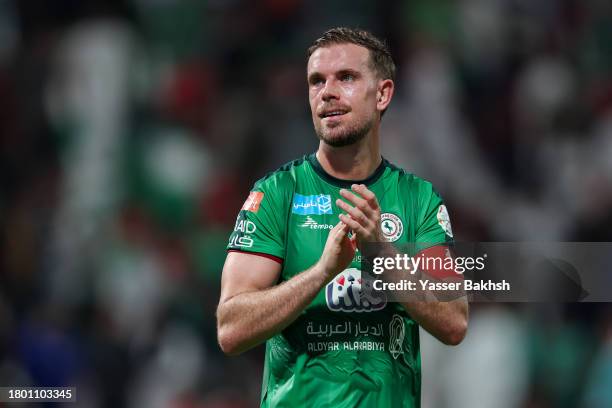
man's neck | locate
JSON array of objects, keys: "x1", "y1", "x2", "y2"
[{"x1": 316, "y1": 134, "x2": 382, "y2": 182}]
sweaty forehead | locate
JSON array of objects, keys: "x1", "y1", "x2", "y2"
[{"x1": 307, "y1": 43, "x2": 371, "y2": 75}]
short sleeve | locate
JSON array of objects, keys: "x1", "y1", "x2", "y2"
[
  {"x1": 415, "y1": 181, "x2": 454, "y2": 251},
  {"x1": 226, "y1": 176, "x2": 289, "y2": 260}
]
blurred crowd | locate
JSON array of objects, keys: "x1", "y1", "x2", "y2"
[{"x1": 0, "y1": 0, "x2": 611, "y2": 407}]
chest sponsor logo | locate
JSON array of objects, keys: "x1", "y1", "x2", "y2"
[
  {"x1": 299, "y1": 216, "x2": 334, "y2": 230},
  {"x1": 326, "y1": 268, "x2": 386, "y2": 312},
  {"x1": 292, "y1": 194, "x2": 332, "y2": 215},
  {"x1": 381, "y1": 213, "x2": 403, "y2": 242}
]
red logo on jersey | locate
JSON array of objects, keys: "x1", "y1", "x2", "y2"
[{"x1": 242, "y1": 191, "x2": 264, "y2": 213}]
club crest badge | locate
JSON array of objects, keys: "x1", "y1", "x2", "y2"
[{"x1": 380, "y1": 213, "x2": 403, "y2": 242}]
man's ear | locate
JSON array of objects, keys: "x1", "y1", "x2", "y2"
[{"x1": 376, "y1": 79, "x2": 394, "y2": 113}]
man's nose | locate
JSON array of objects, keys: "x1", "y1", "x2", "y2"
[{"x1": 321, "y1": 79, "x2": 340, "y2": 101}]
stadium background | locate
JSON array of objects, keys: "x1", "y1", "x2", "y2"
[{"x1": 1, "y1": 0, "x2": 611, "y2": 406}]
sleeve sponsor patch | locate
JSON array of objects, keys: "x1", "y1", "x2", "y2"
[
  {"x1": 437, "y1": 205, "x2": 453, "y2": 238},
  {"x1": 242, "y1": 191, "x2": 264, "y2": 212}
]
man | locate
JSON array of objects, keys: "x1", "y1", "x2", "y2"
[{"x1": 217, "y1": 27, "x2": 468, "y2": 407}]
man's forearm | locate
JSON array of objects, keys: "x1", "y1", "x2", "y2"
[
  {"x1": 374, "y1": 244, "x2": 468, "y2": 345},
  {"x1": 217, "y1": 264, "x2": 328, "y2": 355},
  {"x1": 400, "y1": 299, "x2": 468, "y2": 345}
]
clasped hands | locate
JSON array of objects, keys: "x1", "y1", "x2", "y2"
[{"x1": 336, "y1": 184, "x2": 386, "y2": 249}]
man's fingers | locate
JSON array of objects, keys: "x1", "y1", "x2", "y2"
[
  {"x1": 339, "y1": 214, "x2": 366, "y2": 235},
  {"x1": 333, "y1": 220, "x2": 347, "y2": 233},
  {"x1": 331, "y1": 221, "x2": 349, "y2": 242},
  {"x1": 351, "y1": 184, "x2": 380, "y2": 210},
  {"x1": 336, "y1": 198, "x2": 369, "y2": 226},
  {"x1": 339, "y1": 188, "x2": 373, "y2": 217},
  {"x1": 349, "y1": 234, "x2": 358, "y2": 251}
]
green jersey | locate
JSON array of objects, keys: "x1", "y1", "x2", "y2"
[{"x1": 227, "y1": 153, "x2": 454, "y2": 407}]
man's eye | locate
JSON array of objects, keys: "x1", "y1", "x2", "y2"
[
  {"x1": 341, "y1": 74, "x2": 354, "y2": 81},
  {"x1": 311, "y1": 78, "x2": 324, "y2": 86}
]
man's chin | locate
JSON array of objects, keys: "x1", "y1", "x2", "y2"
[
  {"x1": 319, "y1": 134, "x2": 360, "y2": 147},
  {"x1": 317, "y1": 127, "x2": 367, "y2": 147}
]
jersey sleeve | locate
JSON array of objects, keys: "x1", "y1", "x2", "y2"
[
  {"x1": 415, "y1": 181, "x2": 454, "y2": 251},
  {"x1": 226, "y1": 175, "x2": 289, "y2": 260}
]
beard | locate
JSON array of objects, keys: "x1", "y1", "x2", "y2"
[{"x1": 315, "y1": 114, "x2": 374, "y2": 147}]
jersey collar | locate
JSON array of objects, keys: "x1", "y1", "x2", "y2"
[{"x1": 307, "y1": 153, "x2": 388, "y2": 189}]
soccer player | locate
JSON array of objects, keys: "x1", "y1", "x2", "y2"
[{"x1": 217, "y1": 27, "x2": 468, "y2": 407}]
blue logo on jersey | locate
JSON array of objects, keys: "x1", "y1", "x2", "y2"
[
  {"x1": 292, "y1": 194, "x2": 332, "y2": 215},
  {"x1": 326, "y1": 268, "x2": 386, "y2": 312}
]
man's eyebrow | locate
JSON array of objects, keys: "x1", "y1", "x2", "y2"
[
  {"x1": 308, "y1": 68, "x2": 361, "y2": 83},
  {"x1": 336, "y1": 68, "x2": 361, "y2": 77},
  {"x1": 307, "y1": 72, "x2": 323, "y2": 83}
]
